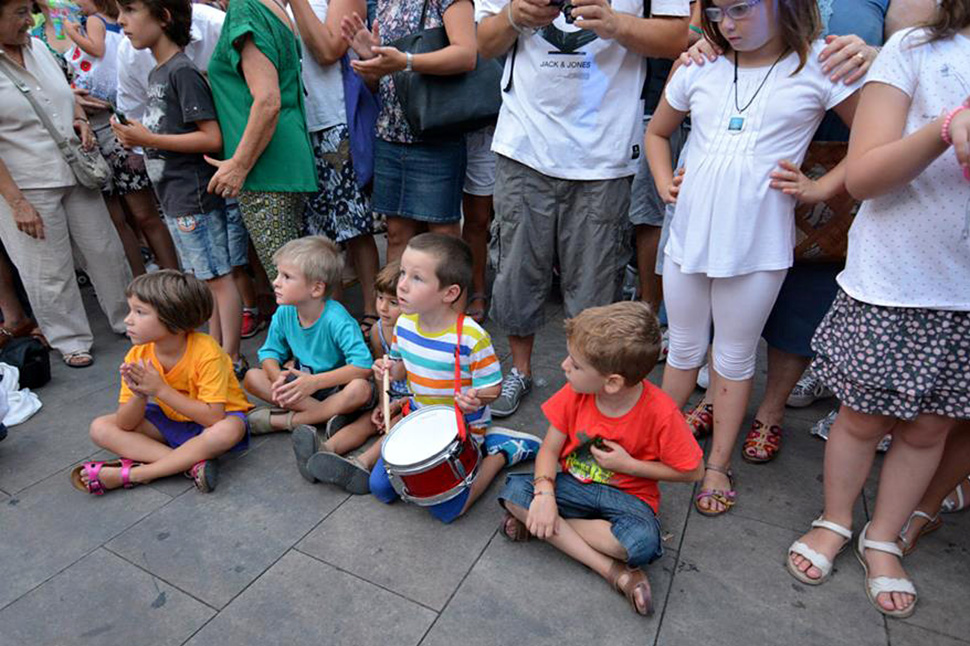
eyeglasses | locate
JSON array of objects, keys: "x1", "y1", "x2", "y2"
[{"x1": 704, "y1": 0, "x2": 764, "y2": 22}]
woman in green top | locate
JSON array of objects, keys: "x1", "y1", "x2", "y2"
[{"x1": 206, "y1": 0, "x2": 317, "y2": 280}]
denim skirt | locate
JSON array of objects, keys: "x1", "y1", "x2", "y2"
[{"x1": 372, "y1": 137, "x2": 466, "y2": 223}]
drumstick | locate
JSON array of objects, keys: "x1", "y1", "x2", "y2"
[{"x1": 381, "y1": 367, "x2": 391, "y2": 435}]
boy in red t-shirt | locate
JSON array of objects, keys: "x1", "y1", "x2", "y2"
[{"x1": 498, "y1": 301, "x2": 704, "y2": 617}]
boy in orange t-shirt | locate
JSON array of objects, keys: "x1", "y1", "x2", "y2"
[
  {"x1": 72, "y1": 271, "x2": 252, "y2": 496},
  {"x1": 498, "y1": 301, "x2": 703, "y2": 617}
]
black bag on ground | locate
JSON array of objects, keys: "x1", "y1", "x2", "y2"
[
  {"x1": 0, "y1": 337, "x2": 51, "y2": 389},
  {"x1": 390, "y1": 0, "x2": 503, "y2": 138}
]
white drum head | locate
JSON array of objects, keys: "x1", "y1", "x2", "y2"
[{"x1": 383, "y1": 406, "x2": 460, "y2": 467}]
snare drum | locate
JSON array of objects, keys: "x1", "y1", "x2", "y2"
[{"x1": 381, "y1": 405, "x2": 482, "y2": 506}]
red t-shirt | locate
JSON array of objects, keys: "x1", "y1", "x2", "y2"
[{"x1": 542, "y1": 381, "x2": 703, "y2": 513}]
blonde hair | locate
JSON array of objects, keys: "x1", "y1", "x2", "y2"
[
  {"x1": 564, "y1": 301, "x2": 662, "y2": 386},
  {"x1": 273, "y1": 235, "x2": 343, "y2": 296},
  {"x1": 125, "y1": 270, "x2": 213, "y2": 333},
  {"x1": 375, "y1": 260, "x2": 400, "y2": 297}
]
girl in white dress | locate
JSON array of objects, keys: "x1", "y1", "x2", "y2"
[{"x1": 645, "y1": 0, "x2": 860, "y2": 516}]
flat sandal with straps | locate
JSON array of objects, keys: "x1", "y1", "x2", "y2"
[
  {"x1": 694, "y1": 463, "x2": 736, "y2": 517},
  {"x1": 856, "y1": 522, "x2": 918, "y2": 618},
  {"x1": 786, "y1": 515, "x2": 853, "y2": 585}
]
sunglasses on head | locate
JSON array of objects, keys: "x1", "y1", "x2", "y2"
[{"x1": 704, "y1": 0, "x2": 764, "y2": 22}]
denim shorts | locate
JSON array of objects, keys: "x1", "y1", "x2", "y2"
[
  {"x1": 499, "y1": 472, "x2": 663, "y2": 568},
  {"x1": 372, "y1": 138, "x2": 467, "y2": 223},
  {"x1": 225, "y1": 199, "x2": 250, "y2": 268},
  {"x1": 166, "y1": 205, "x2": 234, "y2": 280}
]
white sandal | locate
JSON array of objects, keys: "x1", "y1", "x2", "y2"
[
  {"x1": 898, "y1": 510, "x2": 941, "y2": 556},
  {"x1": 941, "y1": 476, "x2": 970, "y2": 513},
  {"x1": 786, "y1": 516, "x2": 853, "y2": 585},
  {"x1": 856, "y1": 522, "x2": 918, "y2": 618}
]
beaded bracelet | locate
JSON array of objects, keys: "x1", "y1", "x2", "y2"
[
  {"x1": 533, "y1": 490, "x2": 554, "y2": 497},
  {"x1": 532, "y1": 475, "x2": 555, "y2": 487},
  {"x1": 941, "y1": 104, "x2": 968, "y2": 146}
]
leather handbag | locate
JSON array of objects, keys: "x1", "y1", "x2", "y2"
[
  {"x1": 0, "y1": 59, "x2": 111, "y2": 190},
  {"x1": 390, "y1": 0, "x2": 503, "y2": 138},
  {"x1": 793, "y1": 142, "x2": 858, "y2": 263}
]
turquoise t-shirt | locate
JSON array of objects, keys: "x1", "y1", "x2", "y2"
[
  {"x1": 258, "y1": 301, "x2": 373, "y2": 374},
  {"x1": 207, "y1": 0, "x2": 317, "y2": 192}
]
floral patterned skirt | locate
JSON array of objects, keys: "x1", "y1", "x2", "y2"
[
  {"x1": 303, "y1": 124, "x2": 373, "y2": 243},
  {"x1": 811, "y1": 290, "x2": 970, "y2": 421}
]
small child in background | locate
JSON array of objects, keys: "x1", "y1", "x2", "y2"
[
  {"x1": 371, "y1": 233, "x2": 541, "y2": 523},
  {"x1": 72, "y1": 270, "x2": 252, "y2": 495},
  {"x1": 243, "y1": 236, "x2": 374, "y2": 441},
  {"x1": 294, "y1": 261, "x2": 404, "y2": 494},
  {"x1": 111, "y1": 0, "x2": 245, "y2": 375},
  {"x1": 64, "y1": 0, "x2": 122, "y2": 103},
  {"x1": 498, "y1": 302, "x2": 704, "y2": 617}
]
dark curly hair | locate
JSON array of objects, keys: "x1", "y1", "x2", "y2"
[
  {"x1": 700, "y1": 0, "x2": 820, "y2": 74},
  {"x1": 117, "y1": 0, "x2": 192, "y2": 48}
]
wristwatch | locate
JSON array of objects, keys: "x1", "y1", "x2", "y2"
[{"x1": 405, "y1": 52, "x2": 414, "y2": 73}]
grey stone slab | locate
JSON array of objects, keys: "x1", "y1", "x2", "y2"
[
  {"x1": 0, "y1": 548, "x2": 213, "y2": 646},
  {"x1": 890, "y1": 621, "x2": 970, "y2": 646},
  {"x1": 658, "y1": 478, "x2": 694, "y2": 548},
  {"x1": 298, "y1": 483, "x2": 502, "y2": 611},
  {"x1": 106, "y1": 437, "x2": 348, "y2": 608},
  {"x1": 185, "y1": 550, "x2": 436, "y2": 646},
  {"x1": 421, "y1": 533, "x2": 677, "y2": 646},
  {"x1": 0, "y1": 466, "x2": 170, "y2": 610},
  {"x1": 895, "y1": 510, "x2": 970, "y2": 641},
  {"x1": 0, "y1": 382, "x2": 122, "y2": 494},
  {"x1": 660, "y1": 513, "x2": 886, "y2": 646}
]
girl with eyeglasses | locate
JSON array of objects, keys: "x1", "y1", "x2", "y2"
[{"x1": 644, "y1": 0, "x2": 860, "y2": 516}]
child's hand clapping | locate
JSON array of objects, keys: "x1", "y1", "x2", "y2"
[
  {"x1": 119, "y1": 362, "x2": 146, "y2": 397},
  {"x1": 455, "y1": 388, "x2": 482, "y2": 414},
  {"x1": 271, "y1": 369, "x2": 314, "y2": 408},
  {"x1": 123, "y1": 360, "x2": 167, "y2": 397},
  {"x1": 770, "y1": 159, "x2": 825, "y2": 204},
  {"x1": 590, "y1": 438, "x2": 633, "y2": 473}
]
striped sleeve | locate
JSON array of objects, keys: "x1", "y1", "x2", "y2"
[{"x1": 468, "y1": 330, "x2": 501, "y2": 390}]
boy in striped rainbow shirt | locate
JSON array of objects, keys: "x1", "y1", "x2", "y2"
[{"x1": 371, "y1": 233, "x2": 541, "y2": 523}]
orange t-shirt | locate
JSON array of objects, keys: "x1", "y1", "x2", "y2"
[
  {"x1": 119, "y1": 332, "x2": 252, "y2": 422},
  {"x1": 542, "y1": 381, "x2": 702, "y2": 513}
]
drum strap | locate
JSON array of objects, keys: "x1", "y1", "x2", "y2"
[{"x1": 454, "y1": 313, "x2": 468, "y2": 442}]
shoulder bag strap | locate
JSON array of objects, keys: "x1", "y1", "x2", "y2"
[
  {"x1": 418, "y1": 0, "x2": 432, "y2": 30},
  {"x1": 0, "y1": 58, "x2": 77, "y2": 163}
]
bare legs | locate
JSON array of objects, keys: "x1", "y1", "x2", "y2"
[
  {"x1": 243, "y1": 370, "x2": 373, "y2": 429},
  {"x1": 124, "y1": 189, "x2": 179, "y2": 270},
  {"x1": 634, "y1": 224, "x2": 662, "y2": 314},
  {"x1": 461, "y1": 192, "x2": 492, "y2": 303},
  {"x1": 386, "y1": 216, "x2": 461, "y2": 263},
  {"x1": 753, "y1": 346, "x2": 811, "y2": 428},
  {"x1": 346, "y1": 234, "x2": 379, "y2": 317},
  {"x1": 206, "y1": 274, "x2": 243, "y2": 362}
]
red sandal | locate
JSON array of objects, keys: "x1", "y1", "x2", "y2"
[
  {"x1": 684, "y1": 400, "x2": 714, "y2": 438},
  {"x1": 742, "y1": 420, "x2": 782, "y2": 464}
]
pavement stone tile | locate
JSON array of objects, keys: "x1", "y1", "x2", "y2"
[
  {"x1": 184, "y1": 550, "x2": 436, "y2": 646},
  {"x1": 298, "y1": 483, "x2": 503, "y2": 611},
  {"x1": 0, "y1": 548, "x2": 213, "y2": 646},
  {"x1": 659, "y1": 513, "x2": 887, "y2": 646},
  {"x1": 105, "y1": 437, "x2": 348, "y2": 609},
  {"x1": 889, "y1": 621, "x2": 970, "y2": 646},
  {"x1": 0, "y1": 466, "x2": 170, "y2": 610},
  {"x1": 895, "y1": 510, "x2": 970, "y2": 641},
  {"x1": 421, "y1": 533, "x2": 677, "y2": 646}
]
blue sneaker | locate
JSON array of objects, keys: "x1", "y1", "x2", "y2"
[{"x1": 485, "y1": 427, "x2": 540, "y2": 467}]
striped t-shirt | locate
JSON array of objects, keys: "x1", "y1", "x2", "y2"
[{"x1": 390, "y1": 313, "x2": 502, "y2": 431}]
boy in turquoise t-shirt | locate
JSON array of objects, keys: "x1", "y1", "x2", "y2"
[{"x1": 243, "y1": 237, "x2": 374, "y2": 439}]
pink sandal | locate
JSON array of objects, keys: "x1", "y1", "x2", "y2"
[{"x1": 70, "y1": 458, "x2": 140, "y2": 495}]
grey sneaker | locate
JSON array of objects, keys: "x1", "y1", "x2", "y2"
[
  {"x1": 292, "y1": 424, "x2": 326, "y2": 483},
  {"x1": 811, "y1": 409, "x2": 891, "y2": 453},
  {"x1": 491, "y1": 368, "x2": 533, "y2": 418},
  {"x1": 786, "y1": 369, "x2": 832, "y2": 408}
]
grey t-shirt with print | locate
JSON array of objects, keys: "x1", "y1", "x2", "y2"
[{"x1": 144, "y1": 51, "x2": 223, "y2": 217}]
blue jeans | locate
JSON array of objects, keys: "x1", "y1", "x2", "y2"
[
  {"x1": 499, "y1": 473, "x2": 663, "y2": 568},
  {"x1": 370, "y1": 456, "x2": 471, "y2": 524},
  {"x1": 165, "y1": 205, "x2": 233, "y2": 280},
  {"x1": 225, "y1": 199, "x2": 249, "y2": 268}
]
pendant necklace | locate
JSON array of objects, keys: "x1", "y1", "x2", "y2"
[{"x1": 728, "y1": 48, "x2": 788, "y2": 134}]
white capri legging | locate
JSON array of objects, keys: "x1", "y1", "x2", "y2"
[{"x1": 662, "y1": 257, "x2": 788, "y2": 381}]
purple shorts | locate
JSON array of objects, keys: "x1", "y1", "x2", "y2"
[{"x1": 144, "y1": 403, "x2": 250, "y2": 452}]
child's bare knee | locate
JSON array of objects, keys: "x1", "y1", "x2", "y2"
[
  {"x1": 204, "y1": 417, "x2": 245, "y2": 450},
  {"x1": 243, "y1": 368, "x2": 263, "y2": 390},
  {"x1": 345, "y1": 379, "x2": 372, "y2": 405},
  {"x1": 89, "y1": 415, "x2": 119, "y2": 445}
]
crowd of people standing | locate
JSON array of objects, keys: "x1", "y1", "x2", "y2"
[{"x1": 0, "y1": 0, "x2": 968, "y2": 623}]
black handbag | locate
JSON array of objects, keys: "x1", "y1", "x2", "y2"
[
  {"x1": 0, "y1": 337, "x2": 51, "y2": 390},
  {"x1": 390, "y1": 0, "x2": 503, "y2": 138}
]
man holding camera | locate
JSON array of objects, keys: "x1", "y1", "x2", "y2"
[{"x1": 478, "y1": 0, "x2": 689, "y2": 416}]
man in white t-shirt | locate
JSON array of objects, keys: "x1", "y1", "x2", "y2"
[
  {"x1": 115, "y1": 2, "x2": 225, "y2": 120},
  {"x1": 477, "y1": 0, "x2": 689, "y2": 416}
]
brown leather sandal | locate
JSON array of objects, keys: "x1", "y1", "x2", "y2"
[
  {"x1": 500, "y1": 511, "x2": 530, "y2": 542},
  {"x1": 609, "y1": 561, "x2": 653, "y2": 616}
]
